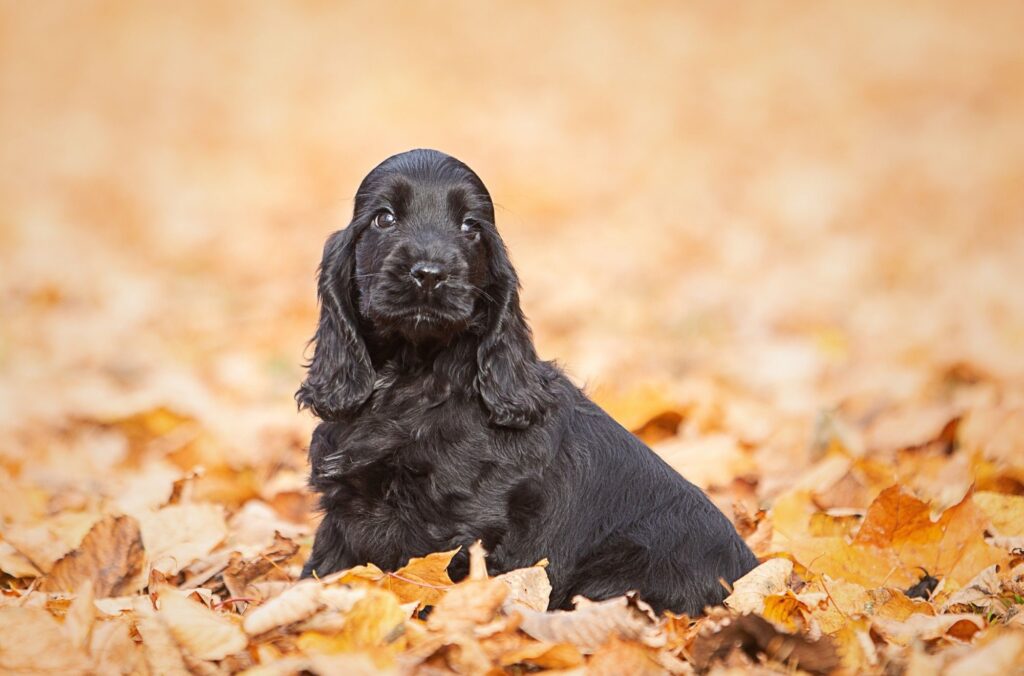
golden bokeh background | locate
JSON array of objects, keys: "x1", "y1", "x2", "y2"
[{"x1": 2, "y1": 1, "x2": 1023, "y2": 452}]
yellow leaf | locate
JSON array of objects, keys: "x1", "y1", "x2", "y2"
[
  {"x1": 762, "y1": 590, "x2": 808, "y2": 632},
  {"x1": 973, "y1": 491, "x2": 1024, "y2": 536},
  {"x1": 384, "y1": 548, "x2": 458, "y2": 609}
]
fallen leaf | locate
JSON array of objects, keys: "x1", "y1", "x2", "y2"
[
  {"x1": 872, "y1": 613, "x2": 985, "y2": 646},
  {"x1": 587, "y1": 635, "x2": 665, "y2": 676},
  {"x1": 63, "y1": 580, "x2": 96, "y2": 649},
  {"x1": 973, "y1": 491, "x2": 1024, "y2": 536},
  {"x1": 517, "y1": 593, "x2": 662, "y2": 652},
  {"x1": 496, "y1": 562, "x2": 552, "y2": 611},
  {"x1": 155, "y1": 586, "x2": 249, "y2": 660},
  {"x1": 223, "y1": 531, "x2": 298, "y2": 600},
  {"x1": 690, "y1": 610, "x2": 839, "y2": 675},
  {"x1": 89, "y1": 615, "x2": 147, "y2": 675},
  {"x1": 243, "y1": 579, "x2": 322, "y2": 635},
  {"x1": 496, "y1": 640, "x2": 584, "y2": 669},
  {"x1": 762, "y1": 589, "x2": 813, "y2": 633},
  {"x1": 133, "y1": 598, "x2": 191, "y2": 676},
  {"x1": 0, "y1": 540, "x2": 42, "y2": 578},
  {"x1": 40, "y1": 514, "x2": 145, "y2": 597},
  {"x1": 943, "y1": 631, "x2": 1024, "y2": 676},
  {"x1": 1, "y1": 510, "x2": 102, "y2": 573},
  {"x1": 942, "y1": 565, "x2": 1004, "y2": 616},
  {"x1": 316, "y1": 587, "x2": 407, "y2": 651},
  {"x1": 383, "y1": 547, "x2": 458, "y2": 609},
  {"x1": 140, "y1": 503, "x2": 228, "y2": 575},
  {"x1": 0, "y1": 606, "x2": 91, "y2": 673},
  {"x1": 724, "y1": 557, "x2": 793, "y2": 614},
  {"x1": 427, "y1": 575, "x2": 509, "y2": 635}
]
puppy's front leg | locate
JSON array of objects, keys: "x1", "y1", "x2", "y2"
[{"x1": 301, "y1": 513, "x2": 355, "y2": 579}]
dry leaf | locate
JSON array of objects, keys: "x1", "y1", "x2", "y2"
[
  {"x1": 40, "y1": 514, "x2": 144, "y2": 597},
  {"x1": 141, "y1": 503, "x2": 228, "y2": 575},
  {"x1": 496, "y1": 640, "x2": 584, "y2": 669},
  {"x1": 0, "y1": 606, "x2": 91, "y2": 674},
  {"x1": 517, "y1": 593, "x2": 662, "y2": 652},
  {"x1": 872, "y1": 613, "x2": 985, "y2": 646},
  {"x1": 89, "y1": 615, "x2": 147, "y2": 675},
  {"x1": 1, "y1": 510, "x2": 102, "y2": 573},
  {"x1": 327, "y1": 587, "x2": 407, "y2": 651},
  {"x1": 243, "y1": 579, "x2": 322, "y2": 635},
  {"x1": 496, "y1": 563, "x2": 552, "y2": 611},
  {"x1": 944, "y1": 631, "x2": 1024, "y2": 676},
  {"x1": 134, "y1": 599, "x2": 191, "y2": 676},
  {"x1": 63, "y1": 580, "x2": 96, "y2": 649},
  {"x1": 427, "y1": 576, "x2": 509, "y2": 635},
  {"x1": 156, "y1": 587, "x2": 248, "y2": 660},
  {"x1": 587, "y1": 635, "x2": 665, "y2": 676},
  {"x1": 0, "y1": 540, "x2": 42, "y2": 578},
  {"x1": 690, "y1": 610, "x2": 840, "y2": 675},
  {"x1": 724, "y1": 557, "x2": 792, "y2": 614},
  {"x1": 384, "y1": 548, "x2": 458, "y2": 609},
  {"x1": 223, "y1": 531, "x2": 298, "y2": 599},
  {"x1": 973, "y1": 491, "x2": 1024, "y2": 537},
  {"x1": 942, "y1": 564, "x2": 1004, "y2": 616}
]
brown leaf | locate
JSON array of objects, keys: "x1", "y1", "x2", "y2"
[
  {"x1": 690, "y1": 610, "x2": 840, "y2": 675},
  {"x1": 223, "y1": 531, "x2": 298, "y2": 599},
  {"x1": 40, "y1": 514, "x2": 144, "y2": 597}
]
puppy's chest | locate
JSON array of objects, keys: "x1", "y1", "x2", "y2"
[{"x1": 321, "y1": 390, "x2": 497, "y2": 508}]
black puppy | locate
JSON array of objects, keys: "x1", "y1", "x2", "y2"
[{"x1": 298, "y1": 149, "x2": 757, "y2": 614}]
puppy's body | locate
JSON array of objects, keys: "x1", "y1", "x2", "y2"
[{"x1": 299, "y1": 149, "x2": 757, "y2": 615}]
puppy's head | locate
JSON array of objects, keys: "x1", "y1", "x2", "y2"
[
  {"x1": 297, "y1": 149, "x2": 552, "y2": 428},
  {"x1": 352, "y1": 150, "x2": 492, "y2": 342}
]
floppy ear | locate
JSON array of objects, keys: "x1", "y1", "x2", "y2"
[
  {"x1": 296, "y1": 226, "x2": 374, "y2": 420},
  {"x1": 475, "y1": 234, "x2": 554, "y2": 429}
]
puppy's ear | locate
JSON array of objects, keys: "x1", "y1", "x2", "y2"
[
  {"x1": 296, "y1": 226, "x2": 374, "y2": 420},
  {"x1": 475, "y1": 234, "x2": 553, "y2": 429}
]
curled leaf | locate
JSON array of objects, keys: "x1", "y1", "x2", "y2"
[
  {"x1": 243, "y1": 579, "x2": 323, "y2": 636},
  {"x1": 156, "y1": 587, "x2": 249, "y2": 660}
]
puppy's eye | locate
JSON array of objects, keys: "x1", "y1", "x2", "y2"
[
  {"x1": 461, "y1": 219, "x2": 481, "y2": 241},
  {"x1": 373, "y1": 211, "x2": 397, "y2": 229}
]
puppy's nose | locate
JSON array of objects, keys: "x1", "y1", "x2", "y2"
[{"x1": 410, "y1": 261, "x2": 448, "y2": 289}]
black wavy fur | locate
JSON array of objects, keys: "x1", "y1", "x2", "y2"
[{"x1": 297, "y1": 149, "x2": 757, "y2": 614}]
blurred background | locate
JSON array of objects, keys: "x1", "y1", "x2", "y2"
[{"x1": 1, "y1": 2, "x2": 1023, "y2": 510}]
